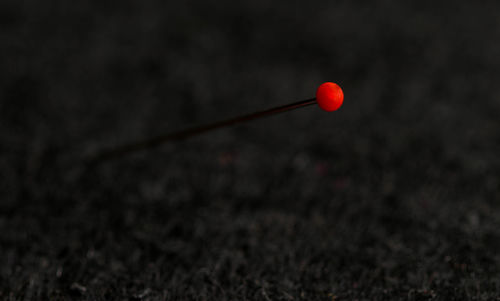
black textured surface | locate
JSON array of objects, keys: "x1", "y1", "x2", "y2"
[{"x1": 2, "y1": 1, "x2": 500, "y2": 300}]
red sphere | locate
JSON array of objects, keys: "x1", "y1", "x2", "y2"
[{"x1": 316, "y1": 82, "x2": 344, "y2": 112}]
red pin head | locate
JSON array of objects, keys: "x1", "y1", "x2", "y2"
[{"x1": 316, "y1": 82, "x2": 344, "y2": 112}]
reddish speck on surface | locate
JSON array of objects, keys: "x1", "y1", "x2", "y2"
[
  {"x1": 315, "y1": 162, "x2": 329, "y2": 176},
  {"x1": 218, "y1": 152, "x2": 236, "y2": 166}
]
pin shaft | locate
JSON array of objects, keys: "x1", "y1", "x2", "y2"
[{"x1": 88, "y1": 98, "x2": 316, "y2": 164}]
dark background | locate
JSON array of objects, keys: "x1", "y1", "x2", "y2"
[{"x1": 1, "y1": 0, "x2": 500, "y2": 299}]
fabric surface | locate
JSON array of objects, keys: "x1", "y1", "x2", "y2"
[{"x1": 1, "y1": 1, "x2": 500, "y2": 299}]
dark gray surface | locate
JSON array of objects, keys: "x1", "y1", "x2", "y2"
[{"x1": 1, "y1": 0, "x2": 500, "y2": 299}]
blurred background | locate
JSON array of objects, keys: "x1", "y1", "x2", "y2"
[{"x1": 1, "y1": 0, "x2": 500, "y2": 299}]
